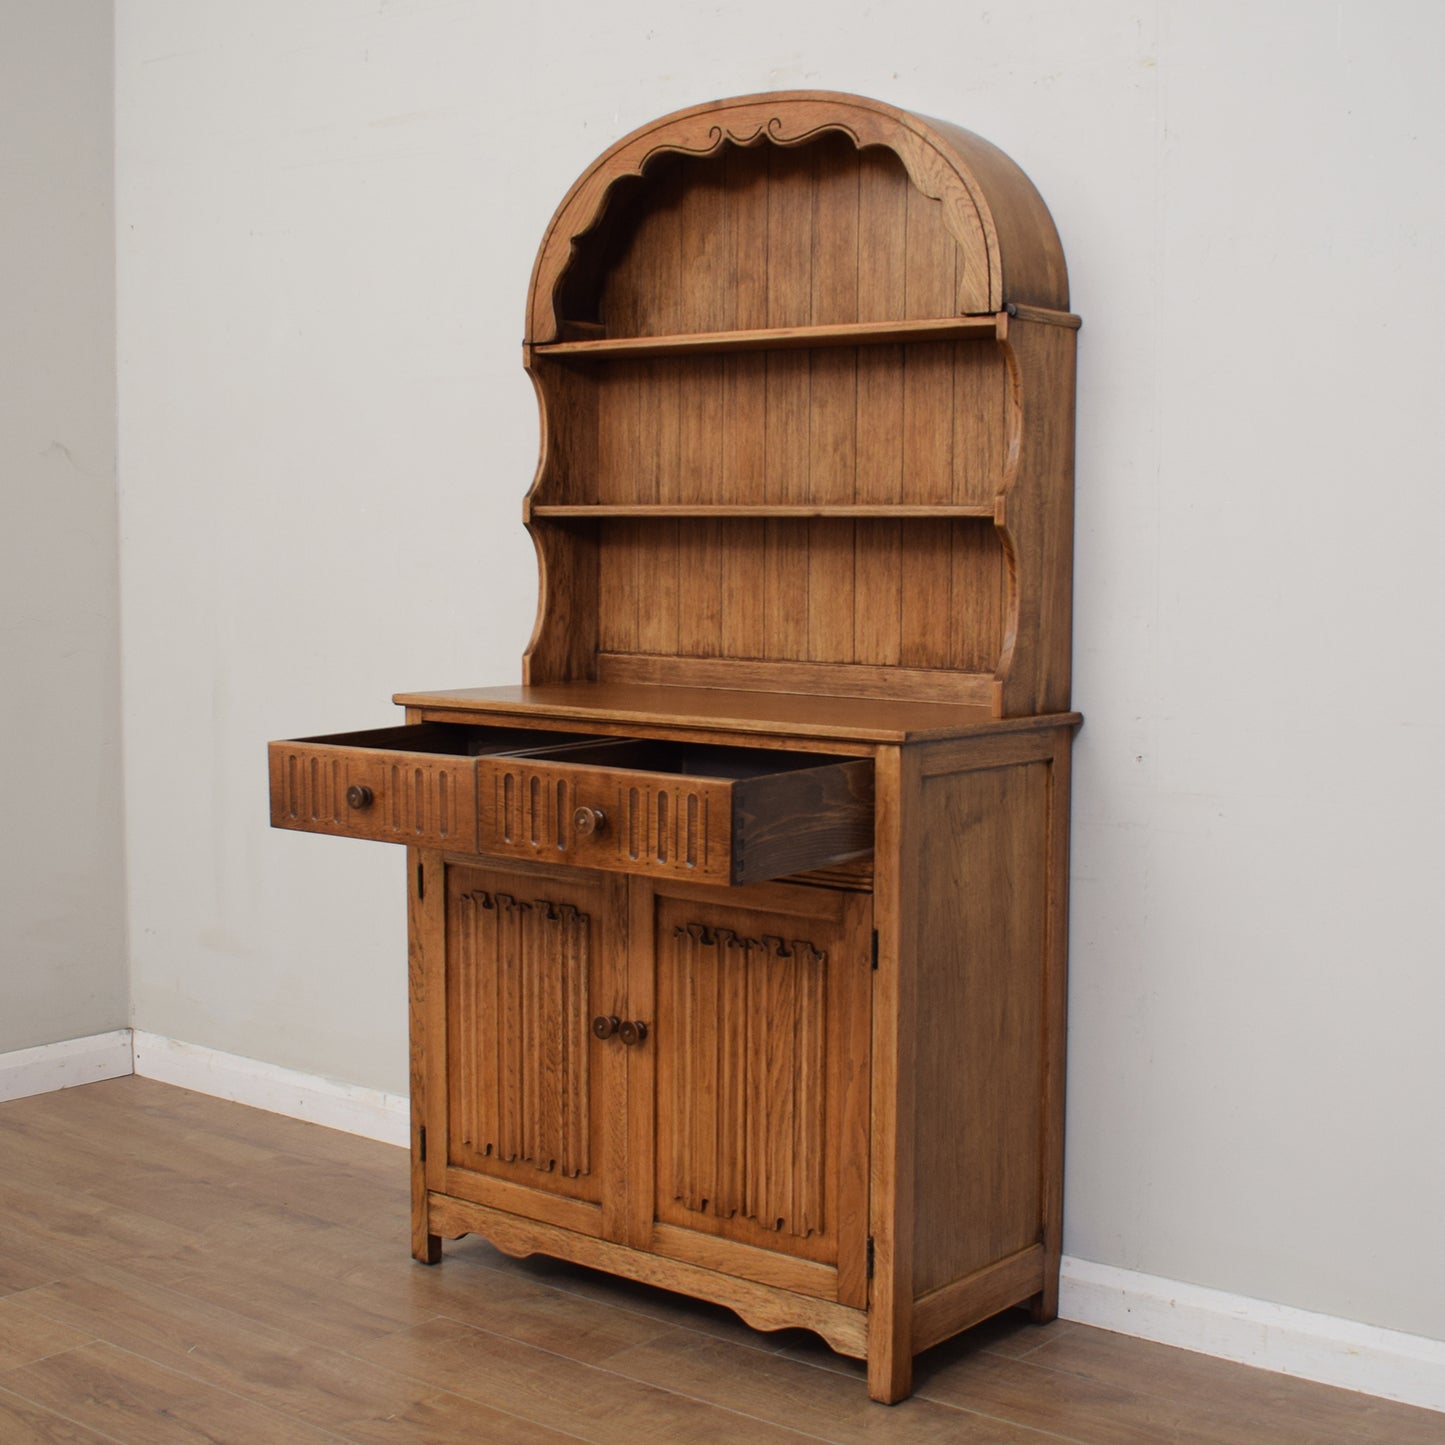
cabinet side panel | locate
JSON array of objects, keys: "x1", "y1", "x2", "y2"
[{"x1": 911, "y1": 752, "x2": 1050, "y2": 1296}]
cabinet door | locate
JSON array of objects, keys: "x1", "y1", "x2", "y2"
[
  {"x1": 629, "y1": 878, "x2": 873, "y2": 1306},
  {"x1": 426, "y1": 862, "x2": 629, "y2": 1241}
]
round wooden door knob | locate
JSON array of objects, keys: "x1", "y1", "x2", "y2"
[
  {"x1": 346, "y1": 784, "x2": 374, "y2": 810},
  {"x1": 591, "y1": 1015, "x2": 620, "y2": 1040},
  {"x1": 618, "y1": 1020, "x2": 648, "y2": 1047},
  {"x1": 573, "y1": 805, "x2": 606, "y2": 837}
]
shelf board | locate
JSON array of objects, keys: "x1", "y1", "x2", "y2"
[
  {"x1": 531, "y1": 314, "x2": 1003, "y2": 359},
  {"x1": 530, "y1": 503, "x2": 1000, "y2": 520}
]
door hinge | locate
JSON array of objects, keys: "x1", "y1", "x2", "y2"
[
  {"x1": 867, "y1": 1235, "x2": 876, "y2": 1279},
  {"x1": 418, "y1": 1126, "x2": 427, "y2": 1163},
  {"x1": 870, "y1": 929, "x2": 879, "y2": 970}
]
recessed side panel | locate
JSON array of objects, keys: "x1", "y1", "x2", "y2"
[{"x1": 909, "y1": 739, "x2": 1058, "y2": 1298}]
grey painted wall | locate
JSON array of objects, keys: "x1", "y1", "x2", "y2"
[{"x1": 0, "y1": 1, "x2": 127, "y2": 1051}]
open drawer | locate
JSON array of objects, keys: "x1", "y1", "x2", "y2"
[
  {"x1": 269, "y1": 723, "x2": 596, "y2": 853},
  {"x1": 269, "y1": 723, "x2": 874, "y2": 884}
]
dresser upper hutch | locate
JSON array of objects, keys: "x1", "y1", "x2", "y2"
[{"x1": 509, "y1": 90, "x2": 1077, "y2": 724}]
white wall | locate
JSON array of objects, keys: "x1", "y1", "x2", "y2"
[
  {"x1": 115, "y1": 0, "x2": 1445, "y2": 1345},
  {"x1": 0, "y1": 0, "x2": 127, "y2": 1052}
]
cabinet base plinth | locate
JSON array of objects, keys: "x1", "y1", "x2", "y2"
[{"x1": 425, "y1": 1190, "x2": 869, "y2": 1359}]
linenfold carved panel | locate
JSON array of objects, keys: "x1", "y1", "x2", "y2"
[
  {"x1": 276, "y1": 751, "x2": 342, "y2": 827},
  {"x1": 270, "y1": 748, "x2": 475, "y2": 849},
  {"x1": 448, "y1": 890, "x2": 592, "y2": 1178},
  {"x1": 666, "y1": 921, "x2": 828, "y2": 1238},
  {"x1": 487, "y1": 764, "x2": 716, "y2": 878}
]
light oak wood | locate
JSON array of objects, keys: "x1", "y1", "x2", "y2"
[
  {"x1": 395, "y1": 681, "x2": 1079, "y2": 742},
  {"x1": 533, "y1": 313, "x2": 1002, "y2": 357},
  {"x1": 531, "y1": 502, "x2": 998, "y2": 517},
  {"x1": 268, "y1": 90, "x2": 1082, "y2": 1405}
]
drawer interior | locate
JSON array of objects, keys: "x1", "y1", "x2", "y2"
[
  {"x1": 297, "y1": 724, "x2": 855, "y2": 780},
  {"x1": 506, "y1": 737, "x2": 853, "y2": 778},
  {"x1": 296, "y1": 723, "x2": 609, "y2": 757}
]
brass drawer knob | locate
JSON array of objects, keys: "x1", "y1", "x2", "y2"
[
  {"x1": 346, "y1": 784, "x2": 374, "y2": 810},
  {"x1": 573, "y1": 805, "x2": 606, "y2": 838},
  {"x1": 591, "y1": 1015, "x2": 620, "y2": 1040},
  {"x1": 618, "y1": 1020, "x2": 648, "y2": 1047}
]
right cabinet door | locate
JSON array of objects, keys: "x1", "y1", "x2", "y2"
[{"x1": 631, "y1": 877, "x2": 874, "y2": 1307}]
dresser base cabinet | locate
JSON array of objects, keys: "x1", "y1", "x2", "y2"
[{"x1": 399, "y1": 720, "x2": 1073, "y2": 1404}]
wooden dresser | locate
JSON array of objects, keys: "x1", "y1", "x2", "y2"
[{"x1": 269, "y1": 90, "x2": 1078, "y2": 1404}]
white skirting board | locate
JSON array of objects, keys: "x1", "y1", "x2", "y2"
[
  {"x1": 0, "y1": 1028, "x2": 134, "y2": 1102},
  {"x1": 1059, "y1": 1256, "x2": 1445, "y2": 1415},
  {"x1": 3, "y1": 1031, "x2": 1441, "y2": 1413},
  {"x1": 130, "y1": 1029, "x2": 410, "y2": 1147}
]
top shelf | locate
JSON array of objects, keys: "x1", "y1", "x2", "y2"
[{"x1": 531, "y1": 314, "x2": 1006, "y2": 360}]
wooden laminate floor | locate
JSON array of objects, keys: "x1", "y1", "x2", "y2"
[{"x1": 0, "y1": 1078, "x2": 1438, "y2": 1443}]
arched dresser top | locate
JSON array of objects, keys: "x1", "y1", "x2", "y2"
[{"x1": 525, "y1": 89, "x2": 1069, "y2": 344}]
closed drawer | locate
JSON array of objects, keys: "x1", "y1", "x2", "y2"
[
  {"x1": 268, "y1": 724, "x2": 594, "y2": 850},
  {"x1": 477, "y1": 739, "x2": 874, "y2": 885}
]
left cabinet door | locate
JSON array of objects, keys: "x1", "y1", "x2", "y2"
[{"x1": 420, "y1": 860, "x2": 630, "y2": 1243}]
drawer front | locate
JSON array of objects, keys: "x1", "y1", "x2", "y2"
[
  {"x1": 479, "y1": 759, "x2": 735, "y2": 882},
  {"x1": 269, "y1": 742, "x2": 478, "y2": 850},
  {"x1": 476, "y1": 754, "x2": 874, "y2": 885}
]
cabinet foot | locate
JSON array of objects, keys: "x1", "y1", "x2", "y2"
[
  {"x1": 866, "y1": 1348, "x2": 913, "y2": 1405},
  {"x1": 1028, "y1": 1285, "x2": 1059, "y2": 1324},
  {"x1": 413, "y1": 1233, "x2": 442, "y2": 1266}
]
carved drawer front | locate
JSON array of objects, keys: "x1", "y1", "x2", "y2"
[
  {"x1": 268, "y1": 723, "x2": 598, "y2": 850},
  {"x1": 475, "y1": 739, "x2": 874, "y2": 885}
]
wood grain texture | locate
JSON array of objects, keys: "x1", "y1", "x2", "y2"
[
  {"x1": 581, "y1": 347, "x2": 1007, "y2": 509},
  {"x1": 992, "y1": 313, "x2": 1077, "y2": 716},
  {"x1": 521, "y1": 100, "x2": 1052, "y2": 711},
  {"x1": 647, "y1": 883, "x2": 871, "y2": 1295},
  {"x1": 473, "y1": 743, "x2": 873, "y2": 885},
  {"x1": 533, "y1": 313, "x2": 999, "y2": 357},
  {"x1": 408, "y1": 844, "x2": 440, "y2": 1265},
  {"x1": 431, "y1": 864, "x2": 624, "y2": 1231},
  {"x1": 397, "y1": 682, "x2": 1077, "y2": 742},
  {"x1": 867, "y1": 742, "x2": 918, "y2": 1403},
  {"x1": 268, "y1": 737, "x2": 477, "y2": 851},
  {"x1": 910, "y1": 750, "x2": 1049, "y2": 1296},
  {"x1": 426, "y1": 1192, "x2": 870, "y2": 1359},
  {"x1": 526, "y1": 91, "x2": 1070, "y2": 344}
]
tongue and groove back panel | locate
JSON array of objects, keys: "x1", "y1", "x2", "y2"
[{"x1": 521, "y1": 92, "x2": 1075, "y2": 717}]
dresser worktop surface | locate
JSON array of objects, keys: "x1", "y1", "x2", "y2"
[{"x1": 393, "y1": 682, "x2": 1081, "y2": 746}]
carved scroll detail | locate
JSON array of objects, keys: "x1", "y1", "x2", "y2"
[
  {"x1": 450, "y1": 891, "x2": 592, "y2": 1178},
  {"x1": 635, "y1": 116, "x2": 862, "y2": 167},
  {"x1": 667, "y1": 922, "x2": 828, "y2": 1238}
]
